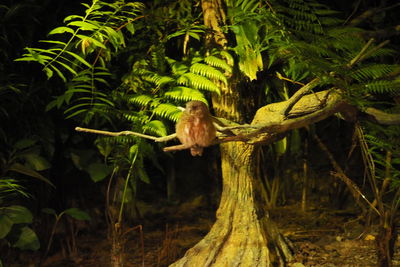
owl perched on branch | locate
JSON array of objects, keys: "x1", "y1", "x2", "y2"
[{"x1": 176, "y1": 101, "x2": 216, "y2": 156}]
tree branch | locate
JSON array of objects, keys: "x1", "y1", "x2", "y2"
[
  {"x1": 364, "y1": 108, "x2": 400, "y2": 125},
  {"x1": 75, "y1": 90, "x2": 400, "y2": 153},
  {"x1": 280, "y1": 78, "x2": 321, "y2": 117},
  {"x1": 75, "y1": 127, "x2": 176, "y2": 142}
]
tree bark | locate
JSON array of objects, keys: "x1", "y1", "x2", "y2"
[{"x1": 171, "y1": 142, "x2": 292, "y2": 266}]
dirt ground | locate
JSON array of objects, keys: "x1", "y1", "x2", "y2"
[{"x1": 6, "y1": 202, "x2": 400, "y2": 267}]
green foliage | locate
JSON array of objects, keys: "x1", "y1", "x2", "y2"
[
  {"x1": 16, "y1": 0, "x2": 143, "y2": 81},
  {"x1": 244, "y1": 0, "x2": 400, "y2": 111},
  {"x1": 0, "y1": 179, "x2": 29, "y2": 201},
  {"x1": 41, "y1": 207, "x2": 91, "y2": 259},
  {"x1": 363, "y1": 122, "x2": 400, "y2": 184},
  {"x1": 123, "y1": 49, "x2": 230, "y2": 132},
  {"x1": 1, "y1": 138, "x2": 54, "y2": 188},
  {"x1": 15, "y1": 0, "x2": 144, "y2": 125},
  {"x1": 42, "y1": 207, "x2": 91, "y2": 221},
  {"x1": 226, "y1": 0, "x2": 264, "y2": 80},
  {"x1": 0, "y1": 205, "x2": 40, "y2": 251}
]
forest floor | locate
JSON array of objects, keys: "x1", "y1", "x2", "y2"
[{"x1": 8, "y1": 198, "x2": 400, "y2": 267}]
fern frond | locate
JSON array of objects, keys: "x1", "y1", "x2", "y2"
[
  {"x1": 164, "y1": 86, "x2": 206, "y2": 102},
  {"x1": 219, "y1": 51, "x2": 235, "y2": 67},
  {"x1": 364, "y1": 80, "x2": 400, "y2": 94},
  {"x1": 143, "y1": 120, "x2": 168, "y2": 137},
  {"x1": 190, "y1": 63, "x2": 227, "y2": 85},
  {"x1": 350, "y1": 64, "x2": 397, "y2": 81},
  {"x1": 143, "y1": 74, "x2": 175, "y2": 87},
  {"x1": 177, "y1": 73, "x2": 220, "y2": 94},
  {"x1": 152, "y1": 103, "x2": 182, "y2": 122},
  {"x1": 204, "y1": 55, "x2": 233, "y2": 73},
  {"x1": 129, "y1": 94, "x2": 154, "y2": 107},
  {"x1": 121, "y1": 110, "x2": 148, "y2": 124},
  {"x1": 171, "y1": 61, "x2": 189, "y2": 76},
  {"x1": 364, "y1": 47, "x2": 397, "y2": 59}
]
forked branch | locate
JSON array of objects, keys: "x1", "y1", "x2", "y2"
[{"x1": 75, "y1": 89, "x2": 400, "y2": 152}]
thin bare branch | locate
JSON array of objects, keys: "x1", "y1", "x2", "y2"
[
  {"x1": 163, "y1": 144, "x2": 191, "y2": 152},
  {"x1": 75, "y1": 127, "x2": 176, "y2": 142},
  {"x1": 348, "y1": 38, "x2": 375, "y2": 67},
  {"x1": 310, "y1": 128, "x2": 380, "y2": 216}
]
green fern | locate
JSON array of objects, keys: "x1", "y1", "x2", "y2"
[
  {"x1": 128, "y1": 94, "x2": 154, "y2": 107},
  {"x1": 121, "y1": 111, "x2": 148, "y2": 125},
  {"x1": 151, "y1": 103, "x2": 182, "y2": 122},
  {"x1": 177, "y1": 73, "x2": 220, "y2": 93},
  {"x1": 204, "y1": 55, "x2": 233, "y2": 73},
  {"x1": 364, "y1": 80, "x2": 400, "y2": 95},
  {"x1": 350, "y1": 64, "x2": 397, "y2": 81},
  {"x1": 143, "y1": 120, "x2": 168, "y2": 137},
  {"x1": 46, "y1": 67, "x2": 114, "y2": 119},
  {"x1": 16, "y1": 0, "x2": 144, "y2": 81},
  {"x1": 143, "y1": 74, "x2": 175, "y2": 88},
  {"x1": 164, "y1": 86, "x2": 206, "y2": 102},
  {"x1": 190, "y1": 63, "x2": 227, "y2": 85}
]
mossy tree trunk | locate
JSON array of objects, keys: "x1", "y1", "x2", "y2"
[{"x1": 171, "y1": 142, "x2": 292, "y2": 266}]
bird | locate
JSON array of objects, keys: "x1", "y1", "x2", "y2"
[{"x1": 176, "y1": 101, "x2": 216, "y2": 156}]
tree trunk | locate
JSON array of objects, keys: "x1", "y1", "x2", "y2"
[
  {"x1": 171, "y1": 142, "x2": 292, "y2": 266},
  {"x1": 170, "y1": 1, "x2": 292, "y2": 265}
]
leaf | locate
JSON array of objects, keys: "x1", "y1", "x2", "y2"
[
  {"x1": 67, "y1": 21, "x2": 99, "y2": 31},
  {"x1": 177, "y1": 73, "x2": 220, "y2": 94},
  {"x1": 0, "y1": 215, "x2": 13, "y2": 239},
  {"x1": 55, "y1": 60, "x2": 78, "y2": 76},
  {"x1": 9, "y1": 163, "x2": 55, "y2": 187},
  {"x1": 76, "y1": 35, "x2": 106, "y2": 49},
  {"x1": 152, "y1": 103, "x2": 182, "y2": 122},
  {"x1": 23, "y1": 154, "x2": 51, "y2": 171},
  {"x1": 13, "y1": 226, "x2": 40, "y2": 251},
  {"x1": 143, "y1": 120, "x2": 167, "y2": 137},
  {"x1": 188, "y1": 32, "x2": 201, "y2": 41},
  {"x1": 164, "y1": 86, "x2": 206, "y2": 102},
  {"x1": 126, "y1": 23, "x2": 135, "y2": 35},
  {"x1": 86, "y1": 162, "x2": 112, "y2": 182},
  {"x1": 2, "y1": 205, "x2": 33, "y2": 224},
  {"x1": 64, "y1": 208, "x2": 91, "y2": 221},
  {"x1": 39, "y1": 40, "x2": 68, "y2": 46},
  {"x1": 138, "y1": 167, "x2": 150, "y2": 184},
  {"x1": 190, "y1": 63, "x2": 227, "y2": 84},
  {"x1": 129, "y1": 94, "x2": 154, "y2": 106},
  {"x1": 64, "y1": 51, "x2": 93, "y2": 68},
  {"x1": 48, "y1": 26, "x2": 75, "y2": 35},
  {"x1": 44, "y1": 67, "x2": 54, "y2": 80},
  {"x1": 14, "y1": 138, "x2": 37, "y2": 150},
  {"x1": 48, "y1": 65, "x2": 67, "y2": 82},
  {"x1": 63, "y1": 15, "x2": 84, "y2": 23}
]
